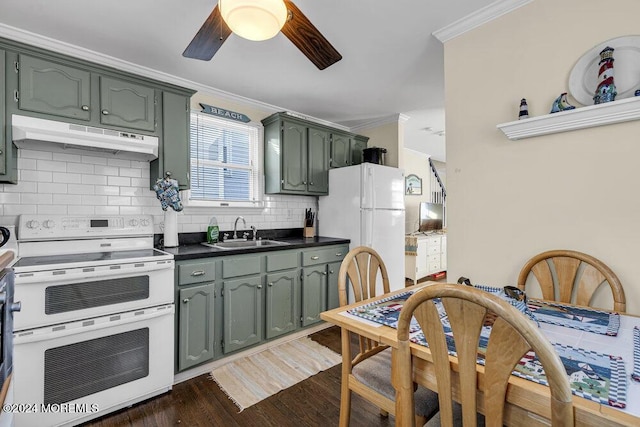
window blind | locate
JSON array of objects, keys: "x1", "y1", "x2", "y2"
[{"x1": 189, "y1": 112, "x2": 259, "y2": 202}]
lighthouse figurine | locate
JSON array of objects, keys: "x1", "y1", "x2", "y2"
[
  {"x1": 518, "y1": 98, "x2": 529, "y2": 120},
  {"x1": 593, "y1": 46, "x2": 617, "y2": 104}
]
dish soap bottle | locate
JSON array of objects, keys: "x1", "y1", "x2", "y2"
[{"x1": 207, "y1": 217, "x2": 219, "y2": 244}]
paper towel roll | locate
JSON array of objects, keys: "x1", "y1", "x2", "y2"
[{"x1": 164, "y1": 209, "x2": 179, "y2": 247}]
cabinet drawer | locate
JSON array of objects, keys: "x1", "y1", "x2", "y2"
[
  {"x1": 178, "y1": 261, "x2": 216, "y2": 285},
  {"x1": 427, "y1": 245, "x2": 441, "y2": 255},
  {"x1": 222, "y1": 255, "x2": 261, "y2": 278},
  {"x1": 427, "y1": 253, "x2": 440, "y2": 264},
  {"x1": 266, "y1": 250, "x2": 299, "y2": 272},
  {"x1": 427, "y1": 262, "x2": 441, "y2": 273},
  {"x1": 427, "y1": 236, "x2": 441, "y2": 247},
  {"x1": 302, "y1": 245, "x2": 348, "y2": 266}
]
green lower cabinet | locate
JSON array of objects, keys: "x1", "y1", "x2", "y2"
[
  {"x1": 178, "y1": 283, "x2": 216, "y2": 371},
  {"x1": 223, "y1": 275, "x2": 263, "y2": 353},
  {"x1": 301, "y1": 265, "x2": 328, "y2": 327},
  {"x1": 327, "y1": 261, "x2": 341, "y2": 310},
  {"x1": 265, "y1": 270, "x2": 299, "y2": 339}
]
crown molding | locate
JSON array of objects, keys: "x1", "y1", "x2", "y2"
[
  {"x1": 0, "y1": 23, "x2": 347, "y2": 131},
  {"x1": 432, "y1": 0, "x2": 533, "y2": 43},
  {"x1": 349, "y1": 113, "x2": 410, "y2": 132}
]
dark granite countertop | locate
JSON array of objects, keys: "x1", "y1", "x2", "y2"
[{"x1": 157, "y1": 230, "x2": 350, "y2": 261}]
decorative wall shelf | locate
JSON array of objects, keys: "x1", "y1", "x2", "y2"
[{"x1": 497, "y1": 96, "x2": 640, "y2": 140}]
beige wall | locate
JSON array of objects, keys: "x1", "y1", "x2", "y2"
[
  {"x1": 445, "y1": 0, "x2": 640, "y2": 313},
  {"x1": 403, "y1": 148, "x2": 433, "y2": 233},
  {"x1": 359, "y1": 120, "x2": 403, "y2": 168}
]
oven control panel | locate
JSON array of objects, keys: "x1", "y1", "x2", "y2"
[{"x1": 18, "y1": 215, "x2": 155, "y2": 240}]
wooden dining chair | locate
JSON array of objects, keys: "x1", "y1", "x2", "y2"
[
  {"x1": 517, "y1": 249, "x2": 625, "y2": 312},
  {"x1": 337, "y1": 246, "x2": 439, "y2": 427},
  {"x1": 394, "y1": 283, "x2": 574, "y2": 427}
]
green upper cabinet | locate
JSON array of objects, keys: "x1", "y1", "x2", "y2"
[
  {"x1": 18, "y1": 54, "x2": 91, "y2": 121},
  {"x1": 263, "y1": 112, "x2": 368, "y2": 196},
  {"x1": 99, "y1": 76, "x2": 155, "y2": 132},
  {"x1": 351, "y1": 135, "x2": 368, "y2": 165},
  {"x1": 151, "y1": 91, "x2": 190, "y2": 189},
  {"x1": 330, "y1": 132, "x2": 351, "y2": 168},
  {"x1": 281, "y1": 119, "x2": 308, "y2": 193},
  {"x1": 307, "y1": 127, "x2": 330, "y2": 194}
]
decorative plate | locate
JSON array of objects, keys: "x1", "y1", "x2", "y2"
[{"x1": 568, "y1": 35, "x2": 640, "y2": 106}]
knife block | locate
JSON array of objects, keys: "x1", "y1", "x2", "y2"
[{"x1": 303, "y1": 226, "x2": 315, "y2": 238}]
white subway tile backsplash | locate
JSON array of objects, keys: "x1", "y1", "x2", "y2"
[
  {"x1": 52, "y1": 172, "x2": 82, "y2": 184},
  {"x1": 37, "y1": 159, "x2": 67, "y2": 172},
  {"x1": 81, "y1": 174, "x2": 108, "y2": 185},
  {"x1": 2, "y1": 148, "x2": 318, "y2": 235},
  {"x1": 108, "y1": 176, "x2": 130, "y2": 187}
]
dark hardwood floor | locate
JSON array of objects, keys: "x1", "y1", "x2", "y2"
[{"x1": 83, "y1": 327, "x2": 395, "y2": 427}]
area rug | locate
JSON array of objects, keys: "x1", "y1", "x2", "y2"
[{"x1": 210, "y1": 336, "x2": 341, "y2": 411}]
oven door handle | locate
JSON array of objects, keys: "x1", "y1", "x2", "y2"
[
  {"x1": 16, "y1": 261, "x2": 174, "y2": 284},
  {"x1": 13, "y1": 304, "x2": 175, "y2": 344}
]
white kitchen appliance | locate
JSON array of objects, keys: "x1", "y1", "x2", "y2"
[
  {"x1": 318, "y1": 163, "x2": 406, "y2": 296},
  {"x1": 12, "y1": 215, "x2": 174, "y2": 427}
]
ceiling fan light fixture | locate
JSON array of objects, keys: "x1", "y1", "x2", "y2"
[{"x1": 219, "y1": 0, "x2": 288, "y2": 41}]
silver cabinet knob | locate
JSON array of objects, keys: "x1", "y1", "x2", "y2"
[
  {"x1": 336, "y1": 253, "x2": 343, "y2": 257},
  {"x1": 101, "y1": 109, "x2": 110, "y2": 115},
  {"x1": 0, "y1": 150, "x2": 3, "y2": 155},
  {"x1": 322, "y1": 272, "x2": 327, "y2": 276},
  {"x1": 183, "y1": 298, "x2": 189, "y2": 303},
  {"x1": 311, "y1": 256, "x2": 319, "y2": 260},
  {"x1": 81, "y1": 105, "x2": 90, "y2": 111},
  {"x1": 11, "y1": 301, "x2": 22, "y2": 312},
  {"x1": 303, "y1": 181, "x2": 307, "y2": 185},
  {"x1": 268, "y1": 282, "x2": 274, "y2": 287},
  {"x1": 191, "y1": 270, "x2": 205, "y2": 276},
  {"x1": 329, "y1": 270, "x2": 334, "y2": 274},
  {"x1": 257, "y1": 285, "x2": 263, "y2": 289}
]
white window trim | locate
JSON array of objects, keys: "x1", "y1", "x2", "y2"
[{"x1": 183, "y1": 113, "x2": 265, "y2": 209}]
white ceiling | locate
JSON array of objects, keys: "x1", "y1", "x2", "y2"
[{"x1": 0, "y1": 0, "x2": 499, "y2": 162}]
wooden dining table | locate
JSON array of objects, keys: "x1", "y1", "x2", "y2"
[{"x1": 320, "y1": 283, "x2": 640, "y2": 427}]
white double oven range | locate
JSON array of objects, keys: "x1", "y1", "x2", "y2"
[{"x1": 11, "y1": 215, "x2": 175, "y2": 427}]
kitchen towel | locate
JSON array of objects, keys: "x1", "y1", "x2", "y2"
[{"x1": 210, "y1": 337, "x2": 341, "y2": 412}]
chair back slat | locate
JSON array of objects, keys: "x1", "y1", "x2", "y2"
[
  {"x1": 396, "y1": 284, "x2": 574, "y2": 427},
  {"x1": 518, "y1": 249, "x2": 625, "y2": 312},
  {"x1": 551, "y1": 257, "x2": 581, "y2": 303}
]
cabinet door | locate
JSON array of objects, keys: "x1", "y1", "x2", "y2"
[
  {"x1": 301, "y1": 265, "x2": 327, "y2": 326},
  {"x1": 326, "y1": 261, "x2": 341, "y2": 310},
  {"x1": 416, "y1": 240, "x2": 428, "y2": 277},
  {"x1": 99, "y1": 76, "x2": 155, "y2": 131},
  {"x1": 265, "y1": 270, "x2": 299, "y2": 339},
  {"x1": 0, "y1": 49, "x2": 5, "y2": 175},
  {"x1": 307, "y1": 127, "x2": 330, "y2": 194},
  {"x1": 160, "y1": 92, "x2": 190, "y2": 190},
  {"x1": 330, "y1": 132, "x2": 351, "y2": 168},
  {"x1": 18, "y1": 55, "x2": 91, "y2": 120},
  {"x1": 351, "y1": 137, "x2": 367, "y2": 165},
  {"x1": 281, "y1": 120, "x2": 308, "y2": 192},
  {"x1": 223, "y1": 275, "x2": 263, "y2": 353},
  {"x1": 179, "y1": 283, "x2": 215, "y2": 370}
]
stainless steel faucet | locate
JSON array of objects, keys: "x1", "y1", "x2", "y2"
[{"x1": 233, "y1": 216, "x2": 246, "y2": 239}]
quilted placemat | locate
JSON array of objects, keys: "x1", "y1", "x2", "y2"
[
  {"x1": 411, "y1": 318, "x2": 628, "y2": 408},
  {"x1": 527, "y1": 300, "x2": 620, "y2": 336},
  {"x1": 633, "y1": 326, "x2": 640, "y2": 382},
  {"x1": 473, "y1": 285, "x2": 538, "y2": 324},
  {"x1": 347, "y1": 291, "x2": 421, "y2": 332}
]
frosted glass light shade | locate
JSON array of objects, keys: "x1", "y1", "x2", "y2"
[{"x1": 219, "y1": 0, "x2": 288, "y2": 41}]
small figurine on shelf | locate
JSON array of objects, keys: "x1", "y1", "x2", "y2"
[
  {"x1": 518, "y1": 98, "x2": 529, "y2": 120},
  {"x1": 593, "y1": 46, "x2": 617, "y2": 104},
  {"x1": 550, "y1": 92, "x2": 576, "y2": 113}
]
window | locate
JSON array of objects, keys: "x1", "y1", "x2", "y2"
[{"x1": 188, "y1": 112, "x2": 261, "y2": 207}]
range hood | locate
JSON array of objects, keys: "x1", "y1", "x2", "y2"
[{"x1": 12, "y1": 114, "x2": 159, "y2": 161}]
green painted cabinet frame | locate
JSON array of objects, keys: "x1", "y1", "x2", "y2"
[
  {"x1": 223, "y1": 275, "x2": 264, "y2": 354},
  {"x1": 265, "y1": 270, "x2": 299, "y2": 339},
  {"x1": 263, "y1": 112, "x2": 368, "y2": 195},
  {"x1": 179, "y1": 283, "x2": 216, "y2": 371},
  {"x1": 99, "y1": 76, "x2": 156, "y2": 132}
]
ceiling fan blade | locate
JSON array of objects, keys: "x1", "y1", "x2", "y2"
[
  {"x1": 183, "y1": 5, "x2": 232, "y2": 61},
  {"x1": 280, "y1": 0, "x2": 342, "y2": 70}
]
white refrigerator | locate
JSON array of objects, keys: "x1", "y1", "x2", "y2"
[{"x1": 318, "y1": 163, "x2": 406, "y2": 297}]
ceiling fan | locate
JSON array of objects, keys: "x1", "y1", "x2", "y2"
[{"x1": 183, "y1": 0, "x2": 342, "y2": 70}]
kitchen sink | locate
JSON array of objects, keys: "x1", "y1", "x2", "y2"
[{"x1": 201, "y1": 239, "x2": 291, "y2": 250}]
